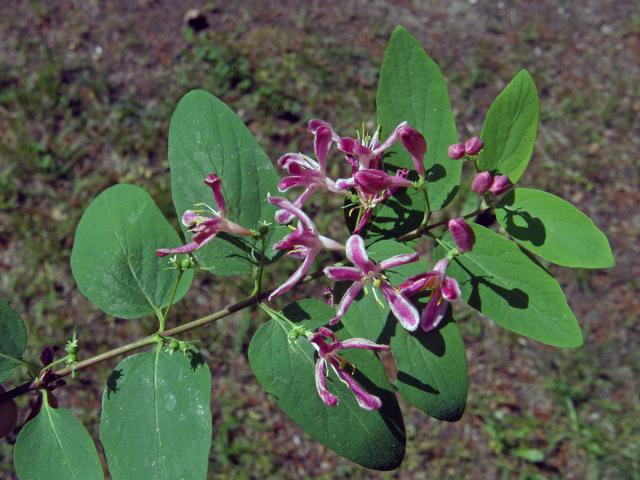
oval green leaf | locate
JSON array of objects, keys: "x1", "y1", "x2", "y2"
[
  {"x1": 434, "y1": 224, "x2": 583, "y2": 348},
  {"x1": 496, "y1": 188, "x2": 614, "y2": 268},
  {"x1": 477, "y1": 70, "x2": 539, "y2": 182},
  {"x1": 168, "y1": 90, "x2": 283, "y2": 276},
  {"x1": 0, "y1": 299, "x2": 27, "y2": 382},
  {"x1": 100, "y1": 348, "x2": 212, "y2": 480},
  {"x1": 377, "y1": 26, "x2": 460, "y2": 213},
  {"x1": 14, "y1": 393, "x2": 104, "y2": 480},
  {"x1": 70, "y1": 184, "x2": 193, "y2": 319},
  {"x1": 248, "y1": 300, "x2": 406, "y2": 471}
]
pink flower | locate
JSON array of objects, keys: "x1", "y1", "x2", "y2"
[
  {"x1": 464, "y1": 137, "x2": 484, "y2": 156},
  {"x1": 471, "y1": 171, "x2": 493, "y2": 195},
  {"x1": 308, "y1": 327, "x2": 389, "y2": 410},
  {"x1": 275, "y1": 122, "x2": 344, "y2": 224},
  {"x1": 399, "y1": 258, "x2": 461, "y2": 332},
  {"x1": 398, "y1": 125, "x2": 427, "y2": 176},
  {"x1": 448, "y1": 143, "x2": 465, "y2": 160},
  {"x1": 267, "y1": 195, "x2": 343, "y2": 301},
  {"x1": 156, "y1": 174, "x2": 253, "y2": 257},
  {"x1": 353, "y1": 168, "x2": 413, "y2": 195},
  {"x1": 324, "y1": 235, "x2": 420, "y2": 331},
  {"x1": 489, "y1": 174, "x2": 511, "y2": 195},
  {"x1": 448, "y1": 217, "x2": 476, "y2": 253},
  {"x1": 336, "y1": 121, "x2": 407, "y2": 171}
]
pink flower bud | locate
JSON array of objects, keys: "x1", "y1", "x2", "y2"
[
  {"x1": 471, "y1": 171, "x2": 493, "y2": 195},
  {"x1": 448, "y1": 143, "x2": 465, "y2": 160},
  {"x1": 398, "y1": 126, "x2": 427, "y2": 176},
  {"x1": 448, "y1": 217, "x2": 476, "y2": 253},
  {"x1": 489, "y1": 175, "x2": 511, "y2": 195},
  {"x1": 464, "y1": 137, "x2": 484, "y2": 155}
]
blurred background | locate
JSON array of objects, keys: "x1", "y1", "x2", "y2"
[{"x1": 0, "y1": 1, "x2": 638, "y2": 478}]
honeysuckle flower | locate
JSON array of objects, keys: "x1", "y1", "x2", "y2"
[
  {"x1": 353, "y1": 168, "x2": 413, "y2": 195},
  {"x1": 399, "y1": 258, "x2": 461, "y2": 332},
  {"x1": 471, "y1": 171, "x2": 493, "y2": 195},
  {"x1": 324, "y1": 235, "x2": 420, "y2": 331},
  {"x1": 275, "y1": 122, "x2": 345, "y2": 224},
  {"x1": 464, "y1": 137, "x2": 484, "y2": 155},
  {"x1": 337, "y1": 121, "x2": 408, "y2": 170},
  {"x1": 398, "y1": 125, "x2": 427, "y2": 176},
  {"x1": 448, "y1": 143, "x2": 466, "y2": 160},
  {"x1": 489, "y1": 174, "x2": 511, "y2": 195},
  {"x1": 267, "y1": 194, "x2": 344, "y2": 301},
  {"x1": 308, "y1": 327, "x2": 389, "y2": 410},
  {"x1": 156, "y1": 174, "x2": 253, "y2": 257},
  {"x1": 448, "y1": 217, "x2": 476, "y2": 253}
]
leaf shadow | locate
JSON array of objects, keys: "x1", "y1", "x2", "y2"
[
  {"x1": 106, "y1": 368, "x2": 123, "y2": 399},
  {"x1": 499, "y1": 192, "x2": 546, "y2": 246}
]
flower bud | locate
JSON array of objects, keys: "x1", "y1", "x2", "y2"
[
  {"x1": 464, "y1": 137, "x2": 484, "y2": 155},
  {"x1": 448, "y1": 217, "x2": 476, "y2": 253},
  {"x1": 398, "y1": 126, "x2": 427, "y2": 176},
  {"x1": 489, "y1": 174, "x2": 511, "y2": 195},
  {"x1": 448, "y1": 143, "x2": 465, "y2": 160},
  {"x1": 471, "y1": 171, "x2": 493, "y2": 195}
]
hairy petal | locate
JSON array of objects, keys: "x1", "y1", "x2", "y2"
[
  {"x1": 330, "y1": 281, "x2": 363, "y2": 325},
  {"x1": 324, "y1": 266, "x2": 362, "y2": 282},
  {"x1": 380, "y1": 282, "x2": 420, "y2": 331},
  {"x1": 314, "y1": 359, "x2": 338, "y2": 407},
  {"x1": 345, "y1": 235, "x2": 372, "y2": 271},
  {"x1": 378, "y1": 252, "x2": 420, "y2": 271}
]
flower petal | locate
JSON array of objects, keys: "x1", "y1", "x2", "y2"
[
  {"x1": 156, "y1": 242, "x2": 199, "y2": 257},
  {"x1": 323, "y1": 266, "x2": 362, "y2": 282},
  {"x1": 314, "y1": 126, "x2": 332, "y2": 174},
  {"x1": 441, "y1": 276, "x2": 461, "y2": 301},
  {"x1": 314, "y1": 358, "x2": 338, "y2": 407},
  {"x1": 330, "y1": 360, "x2": 382, "y2": 411},
  {"x1": 420, "y1": 289, "x2": 448, "y2": 332},
  {"x1": 268, "y1": 252, "x2": 316, "y2": 302},
  {"x1": 398, "y1": 272, "x2": 440, "y2": 297},
  {"x1": 181, "y1": 210, "x2": 202, "y2": 227},
  {"x1": 380, "y1": 282, "x2": 420, "y2": 331},
  {"x1": 338, "y1": 338, "x2": 390, "y2": 352},
  {"x1": 372, "y1": 121, "x2": 407, "y2": 155},
  {"x1": 274, "y1": 187, "x2": 315, "y2": 224},
  {"x1": 378, "y1": 252, "x2": 419, "y2": 271},
  {"x1": 345, "y1": 235, "x2": 372, "y2": 271},
  {"x1": 330, "y1": 281, "x2": 363, "y2": 325},
  {"x1": 204, "y1": 174, "x2": 226, "y2": 216},
  {"x1": 278, "y1": 175, "x2": 311, "y2": 192},
  {"x1": 267, "y1": 193, "x2": 317, "y2": 233}
]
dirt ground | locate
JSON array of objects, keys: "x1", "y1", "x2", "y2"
[{"x1": 1, "y1": 0, "x2": 639, "y2": 478}]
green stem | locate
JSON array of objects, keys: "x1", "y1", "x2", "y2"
[
  {"x1": 159, "y1": 270, "x2": 184, "y2": 332},
  {"x1": 250, "y1": 234, "x2": 268, "y2": 297}
]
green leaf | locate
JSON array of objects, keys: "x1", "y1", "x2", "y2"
[
  {"x1": 0, "y1": 299, "x2": 27, "y2": 382},
  {"x1": 337, "y1": 241, "x2": 468, "y2": 421},
  {"x1": 496, "y1": 188, "x2": 614, "y2": 268},
  {"x1": 14, "y1": 394, "x2": 104, "y2": 480},
  {"x1": 168, "y1": 90, "x2": 283, "y2": 276},
  {"x1": 434, "y1": 224, "x2": 583, "y2": 347},
  {"x1": 248, "y1": 300, "x2": 405, "y2": 470},
  {"x1": 477, "y1": 70, "x2": 539, "y2": 182},
  {"x1": 100, "y1": 348, "x2": 212, "y2": 480},
  {"x1": 377, "y1": 26, "x2": 460, "y2": 213},
  {"x1": 71, "y1": 184, "x2": 193, "y2": 319},
  {"x1": 512, "y1": 448, "x2": 545, "y2": 463}
]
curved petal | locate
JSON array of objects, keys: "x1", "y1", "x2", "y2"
[
  {"x1": 420, "y1": 289, "x2": 448, "y2": 332},
  {"x1": 278, "y1": 175, "x2": 311, "y2": 192},
  {"x1": 277, "y1": 152, "x2": 318, "y2": 172},
  {"x1": 268, "y1": 252, "x2": 316, "y2": 302},
  {"x1": 156, "y1": 242, "x2": 199, "y2": 257},
  {"x1": 267, "y1": 193, "x2": 316, "y2": 233},
  {"x1": 433, "y1": 258, "x2": 449, "y2": 275},
  {"x1": 338, "y1": 338, "x2": 390, "y2": 352},
  {"x1": 274, "y1": 187, "x2": 315, "y2": 224},
  {"x1": 315, "y1": 359, "x2": 338, "y2": 407},
  {"x1": 380, "y1": 282, "x2": 419, "y2": 331},
  {"x1": 314, "y1": 126, "x2": 332, "y2": 174},
  {"x1": 345, "y1": 235, "x2": 372, "y2": 271},
  {"x1": 330, "y1": 359, "x2": 382, "y2": 411},
  {"x1": 204, "y1": 174, "x2": 227, "y2": 216},
  {"x1": 372, "y1": 121, "x2": 407, "y2": 155},
  {"x1": 330, "y1": 281, "x2": 363, "y2": 325},
  {"x1": 378, "y1": 252, "x2": 419, "y2": 271},
  {"x1": 181, "y1": 210, "x2": 202, "y2": 227},
  {"x1": 441, "y1": 276, "x2": 461, "y2": 301},
  {"x1": 323, "y1": 266, "x2": 362, "y2": 282}
]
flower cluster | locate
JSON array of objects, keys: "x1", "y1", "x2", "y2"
[{"x1": 158, "y1": 122, "x2": 487, "y2": 410}]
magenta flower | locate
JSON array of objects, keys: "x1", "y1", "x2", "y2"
[
  {"x1": 337, "y1": 121, "x2": 407, "y2": 170},
  {"x1": 464, "y1": 137, "x2": 484, "y2": 156},
  {"x1": 275, "y1": 122, "x2": 344, "y2": 224},
  {"x1": 353, "y1": 168, "x2": 413, "y2": 195},
  {"x1": 489, "y1": 174, "x2": 511, "y2": 195},
  {"x1": 308, "y1": 327, "x2": 389, "y2": 410},
  {"x1": 448, "y1": 217, "x2": 476, "y2": 253},
  {"x1": 324, "y1": 235, "x2": 420, "y2": 331},
  {"x1": 448, "y1": 143, "x2": 466, "y2": 160},
  {"x1": 398, "y1": 125, "x2": 427, "y2": 176},
  {"x1": 471, "y1": 171, "x2": 493, "y2": 195},
  {"x1": 267, "y1": 194, "x2": 344, "y2": 301},
  {"x1": 156, "y1": 174, "x2": 253, "y2": 257},
  {"x1": 399, "y1": 258, "x2": 461, "y2": 332}
]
